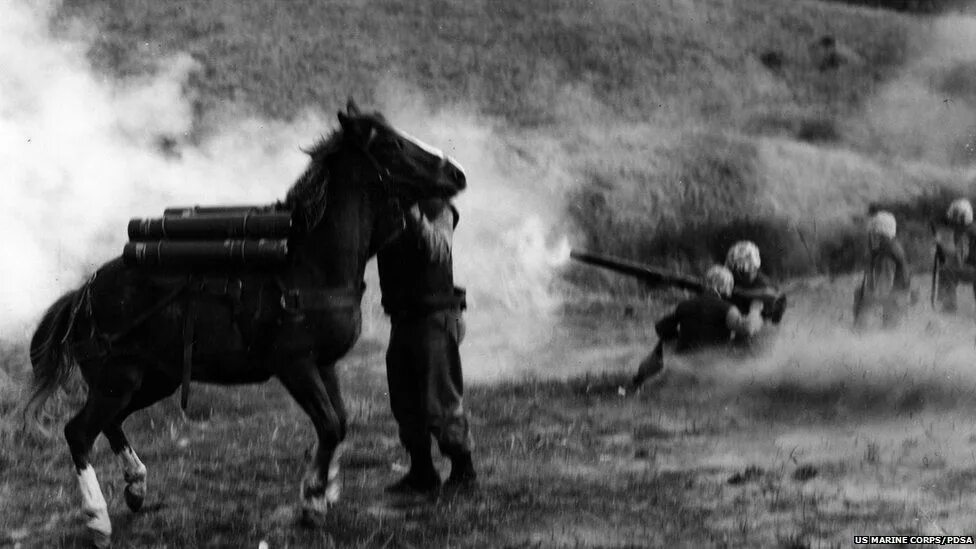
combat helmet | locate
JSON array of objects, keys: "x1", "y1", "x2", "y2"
[
  {"x1": 725, "y1": 241, "x2": 761, "y2": 281},
  {"x1": 947, "y1": 199, "x2": 973, "y2": 227},
  {"x1": 867, "y1": 211, "x2": 896, "y2": 240},
  {"x1": 704, "y1": 265, "x2": 734, "y2": 297}
]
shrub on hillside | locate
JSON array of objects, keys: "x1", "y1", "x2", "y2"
[{"x1": 824, "y1": 0, "x2": 973, "y2": 13}]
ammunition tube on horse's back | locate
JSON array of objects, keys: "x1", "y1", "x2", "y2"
[
  {"x1": 163, "y1": 204, "x2": 282, "y2": 217},
  {"x1": 128, "y1": 212, "x2": 293, "y2": 241},
  {"x1": 122, "y1": 239, "x2": 289, "y2": 269}
]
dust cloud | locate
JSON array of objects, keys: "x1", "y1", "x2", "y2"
[{"x1": 739, "y1": 14, "x2": 976, "y2": 410}]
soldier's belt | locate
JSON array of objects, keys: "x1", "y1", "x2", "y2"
[{"x1": 383, "y1": 287, "x2": 467, "y2": 315}]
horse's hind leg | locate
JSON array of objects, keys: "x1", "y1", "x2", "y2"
[
  {"x1": 65, "y1": 369, "x2": 139, "y2": 548},
  {"x1": 103, "y1": 425, "x2": 147, "y2": 512},
  {"x1": 277, "y1": 357, "x2": 344, "y2": 516},
  {"x1": 102, "y1": 373, "x2": 179, "y2": 513}
]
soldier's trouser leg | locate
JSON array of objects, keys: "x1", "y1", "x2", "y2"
[
  {"x1": 852, "y1": 286, "x2": 868, "y2": 330},
  {"x1": 881, "y1": 295, "x2": 906, "y2": 329},
  {"x1": 632, "y1": 342, "x2": 664, "y2": 389},
  {"x1": 386, "y1": 318, "x2": 439, "y2": 491},
  {"x1": 421, "y1": 309, "x2": 475, "y2": 485},
  {"x1": 938, "y1": 268, "x2": 959, "y2": 313}
]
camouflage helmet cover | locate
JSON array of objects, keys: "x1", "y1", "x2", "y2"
[
  {"x1": 867, "y1": 211, "x2": 896, "y2": 239},
  {"x1": 947, "y1": 198, "x2": 973, "y2": 227},
  {"x1": 704, "y1": 265, "x2": 735, "y2": 297},
  {"x1": 725, "y1": 240, "x2": 761, "y2": 274}
]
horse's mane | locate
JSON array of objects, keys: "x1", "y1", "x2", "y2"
[{"x1": 284, "y1": 128, "x2": 344, "y2": 232}]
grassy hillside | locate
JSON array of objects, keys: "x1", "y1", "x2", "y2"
[
  {"x1": 56, "y1": 0, "x2": 976, "y2": 281},
  {"x1": 59, "y1": 0, "x2": 910, "y2": 126}
]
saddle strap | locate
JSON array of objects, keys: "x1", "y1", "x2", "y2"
[
  {"x1": 277, "y1": 280, "x2": 365, "y2": 313},
  {"x1": 181, "y1": 297, "x2": 197, "y2": 411}
]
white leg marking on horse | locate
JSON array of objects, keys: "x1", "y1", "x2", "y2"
[
  {"x1": 325, "y1": 460, "x2": 341, "y2": 504},
  {"x1": 120, "y1": 446, "x2": 147, "y2": 482},
  {"x1": 77, "y1": 465, "x2": 111, "y2": 546},
  {"x1": 119, "y1": 446, "x2": 147, "y2": 511}
]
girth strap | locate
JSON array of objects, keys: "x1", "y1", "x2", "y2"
[
  {"x1": 277, "y1": 279, "x2": 365, "y2": 314},
  {"x1": 181, "y1": 296, "x2": 197, "y2": 411}
]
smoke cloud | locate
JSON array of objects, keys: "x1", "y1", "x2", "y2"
[
  {"x1": 0, "y1": 1, "x2": 574, "y2": 385},
  {"x1": 363, "y1": 84, "x2": 577, "y2": 381},
  {"x1": 0, "y1": 0, "x2": 328, "y2": 341}
]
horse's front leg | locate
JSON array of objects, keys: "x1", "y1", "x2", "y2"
[
  {"x1": 277, "y1": 356, "x2": 345, "y2": 516},
  {"x1": 103, "y1": 424, "x2": 148, "y2": 512}
]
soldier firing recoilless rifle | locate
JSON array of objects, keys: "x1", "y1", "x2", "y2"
[{"x1": 568, "y1": 249, "x2": 788, "y2": 324}]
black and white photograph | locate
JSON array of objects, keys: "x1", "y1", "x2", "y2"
[{"x1": 3, "y1": 0, "x2": 976, "y2": 547}]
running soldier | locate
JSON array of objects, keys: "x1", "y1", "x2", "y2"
[
  {"x1": 377, "y1": 199, "x2": 476, "y2": 495},
  {"x1": 935, "y1": 198, "x2": 976, "y2": 313},
  {"x1": 631, "y1": 265, "x2": 764, "y2": 389},
  {"x1": 853, "y1": 211, "x2": 912, "y2": 329}
]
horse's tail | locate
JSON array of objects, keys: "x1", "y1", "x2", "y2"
[{"x1": 24, "y1": 289, "x2": 83, "y2": 431}]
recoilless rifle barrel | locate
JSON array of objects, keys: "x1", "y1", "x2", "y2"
[{"x1": 569, "y1": 249, "x2": 787, "y2": 323}]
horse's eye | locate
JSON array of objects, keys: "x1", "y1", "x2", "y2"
[{"x1": 393, "y1": 139, "x2": 405, "y2": 152}]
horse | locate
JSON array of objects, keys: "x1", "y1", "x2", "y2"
[{"x1": 24, "y1": 99, "x2": 467, "y2": 548}]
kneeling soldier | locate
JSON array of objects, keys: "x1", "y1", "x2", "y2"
[
  {"x1": 631, "y1": 265, "x2": 764, "y2": 389},
  {"x1": 725, "y1": 240, "x2": 780, "y2": 322},
  {"x1": 853, "y1": 211, "x2": 912, "y2": 330}
]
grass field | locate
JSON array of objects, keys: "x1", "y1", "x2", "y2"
[
  {"x1": 6, "y1": 0, "x2": 976, "y2": 547},
  {"x1": 6, "y1": 279, "x2": 976, "y2": 547}
]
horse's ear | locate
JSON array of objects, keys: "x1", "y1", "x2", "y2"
[
  {"x1": 337, "y1": 110, "x2": 351, "y2": 131},
  {"x1": 346, "y1": 98, "x2": 361, "y2": 117}
]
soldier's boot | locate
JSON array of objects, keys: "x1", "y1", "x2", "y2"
[
  {"x1": 386, "y1": 444, "x2": 441, "y2": 495},
  {"x1": 445, "y1": 450, "x2": 477, "y2": 489},
  {"x1": 631, "y1": 344, "x2": 664, "y2": 390}
]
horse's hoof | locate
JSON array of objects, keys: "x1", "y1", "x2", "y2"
[
  {"x1": 124, "y1": 483, "x2": 145, "y2": 512},
  {"x1": 300, "y1": 495, "x2": 330, "y2": 516},
  {"x1": 298, "y1": 501, "x2": 329, "y2": 527},
  {"x1": 87, "y1": 526, "x2": 112, "y2": 549}
]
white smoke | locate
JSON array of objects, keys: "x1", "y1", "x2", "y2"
[
  {"x1": 369, "y1": 87, "x2": 579, "y2": 381},
  {"x1": 0, "y1": 2, "x2": 576, "y2": 385},
  {"x1": 0, "y1": 0, "x2": 322, "y2": 340}
]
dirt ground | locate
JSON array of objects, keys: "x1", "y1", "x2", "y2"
[{"x1": 3, "y1": 274, "x2": 976, "y2": 548}]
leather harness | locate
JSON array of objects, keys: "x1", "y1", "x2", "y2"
[{"x1": 68, "y1": 272, "x2": 361, "y2": 411}]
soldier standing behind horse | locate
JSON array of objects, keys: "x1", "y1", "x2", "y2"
[
  {"x1": 853, "y1": 211, "x2": 913, "y2": 330},
  {"x1": 631, "y1": 265, "x2": 764, "y2": 389},
  {"x1": 935, "y1": 198, "x2": 976, "y2": 313},
  {"x1": 378, "y1": 197, "x2": 477, "y2": 494}
]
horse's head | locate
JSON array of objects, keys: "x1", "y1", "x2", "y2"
[
  {"x1": 336, "y1": 99, "x2": 467, "y2": 205},
  {"x1": 284, "y1": 100, "x2": 468, "y2": 273}
]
